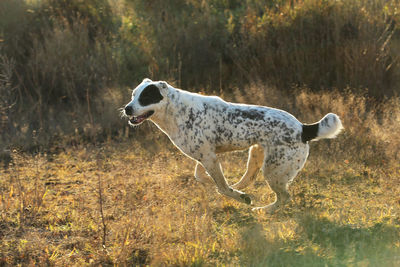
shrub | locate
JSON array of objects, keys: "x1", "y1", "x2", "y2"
[
  {"x1": 1, "y1": 0, "x2": 399, "y2": 148},
  {"x1": 231, "y1": 0, "x2": 400, "y2": 97},
  {"x1": 129, "y1": 0, "x2": 400, "y2": 96},
  {"x1": 0, "y1": 56, "x2": 17, "y2": 144},
  {"x1": 0, "y1": 0, "x2": 122, "y2": 147}
]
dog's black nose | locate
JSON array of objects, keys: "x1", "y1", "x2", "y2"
[{"x1": 125, "y1": 105, "x2": 133, "y2": 116}]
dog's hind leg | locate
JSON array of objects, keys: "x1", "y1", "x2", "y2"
[
  {"x1": 194, "y1": 162, "x2": 214, "y2": 185},
  {"x1": 253, "y1": 143, "x2": 309, "y2": 213},
  {"x1": 200, "y1": 153, "x2": 253, "y2": 205},
  {"x1": 232, "y1": 144, "x2": 264, "y2": 190},
  {"x1": 252, "y1": 172, "x2": 292, "y2": 214}
]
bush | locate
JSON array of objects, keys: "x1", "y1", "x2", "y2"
[
  {"x1": 129, "y1": 0, "x2": 400, "y2": 96},
  {"x1": 128, "y1": 0, "x2": 233, "y2": 89},
  {"x1": 1, "y1": 0, "x2": 400, "y2": 148},
  {"x1": 231, "y1": 0, "x2": 400, "y2": 97},
  {"x1": 0, "y1": 0, "x2": 122, "y2": 147},
  {"x1": 0, "y1": 56, "x2": 17, "y2": 144}
]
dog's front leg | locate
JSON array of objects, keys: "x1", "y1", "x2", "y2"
[
  {"x1": 200, "y1": 154, "x2": 252, "y2": 205},
  {"x1": 194, "y1": 162, "x2": 214, "y2": 185}
]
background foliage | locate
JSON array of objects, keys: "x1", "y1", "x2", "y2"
[
  {"x1": 1, "y1": 0, "x2": 400, "y2": 148},
  {"x1": 0, "y1": 0, "x2": 399, "y2": 266}
]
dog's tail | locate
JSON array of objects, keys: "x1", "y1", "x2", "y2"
[{"x1": 301, "y1": 113, "x2": 343, "y2": 143}]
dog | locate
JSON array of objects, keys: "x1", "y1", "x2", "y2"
[{"x1": 124, "y1": 78, "x2": 343, "y2": 212}]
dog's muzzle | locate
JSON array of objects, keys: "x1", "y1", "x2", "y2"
[{"x1": 128, "y1": 110, "x2": 154, "y2": 125}]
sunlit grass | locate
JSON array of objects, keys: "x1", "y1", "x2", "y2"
[
  {"x1": 1, "y1": 0, "x2": 399, "y2": 265},
  {"x1": 1, "y1": 134, "x2": 399, "y2": 265},
  {"x1": 1, "y1": 85, "x2": 400, "y2": 266}
]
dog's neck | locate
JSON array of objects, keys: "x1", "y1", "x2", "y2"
[{"x1": 149, "y1": 87, "x2": 183, "y2": 138}]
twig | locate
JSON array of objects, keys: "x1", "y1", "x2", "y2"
[{"x1": 97, "y1": 172, "x2": 107, "y2": 249}]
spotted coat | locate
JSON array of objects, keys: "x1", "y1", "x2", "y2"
[{"x1": 124, "y1": 79, "x2": 343, "y2": 212}]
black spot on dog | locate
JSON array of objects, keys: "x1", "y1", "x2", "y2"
[
  {"x1": 138, "y1": 85, "x2": 163, "y2": 106},
  {"x1": 185, "y1": 108, "x2": 196, "y2": 130},
  {"x1": 270, "y1": 120, "x2": 280, "y2": 127},
  {"x1": 320, "y1": 117, "x2": 329, "y2": 127},
  {"x1": 282, "y1": 134, "x2": 292, "y2": 144},
  {"x1": 234, "y1": 109, "x2": 265, "y2": 121},
  {"x1": 302, "y1": 123, "x2": 319, "y2": 143}
]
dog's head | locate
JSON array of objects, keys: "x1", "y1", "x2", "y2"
[{"x1": 124, "y1": 78, "x2": 169, "y2": 126}]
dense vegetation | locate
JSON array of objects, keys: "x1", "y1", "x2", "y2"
[
  {"x1": 1, "y1": 0, "x2": 400, "y2": 148},
  {"x1": 0, "y1": 0, "x2": 399, "y2": 265}
]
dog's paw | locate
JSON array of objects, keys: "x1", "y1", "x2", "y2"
[
  {"x1": 252, "y1": 203, "x2": 279, "y2": 214},
  {"x1": 240, "y1": 193, "x2": 252, "y2": 205}
]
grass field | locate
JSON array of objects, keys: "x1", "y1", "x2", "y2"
[
  {"x1": 1, "y1": 88, "x2": 399, "y2": 266},
  {"x1": 1, "y1": 1, "x2": 400, "y2": 265}
]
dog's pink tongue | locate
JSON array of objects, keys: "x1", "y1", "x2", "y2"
[
  {"x1": 136, "y1": 115, "x2": 146, "y2": 123},
  {"x1": 130, "y1": 114, "x2": 146, "y2": 124}
]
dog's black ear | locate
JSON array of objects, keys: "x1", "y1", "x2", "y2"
[{"x1": 138, "y1": 84, "x2": 164, "y2": 106}]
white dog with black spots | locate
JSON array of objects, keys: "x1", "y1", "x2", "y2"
[{"x1": 124, "y1": 79, "x2": 343, "y2": 212}]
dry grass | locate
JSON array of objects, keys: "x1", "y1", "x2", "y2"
[
  {"x1": 1, "y1": 88, "x2": 399, "y2": 266},
  {"x1": 2, "y1": 1, "x2": 399, "y2": 265}
]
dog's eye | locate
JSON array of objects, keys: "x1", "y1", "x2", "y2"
[{"x1": 139, "y1": 85, "x2": 163, "y2": 106}]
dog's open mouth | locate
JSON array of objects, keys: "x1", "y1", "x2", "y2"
[{"x1": 129, "y1": 110, "x2": 154, "y2": 125}]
